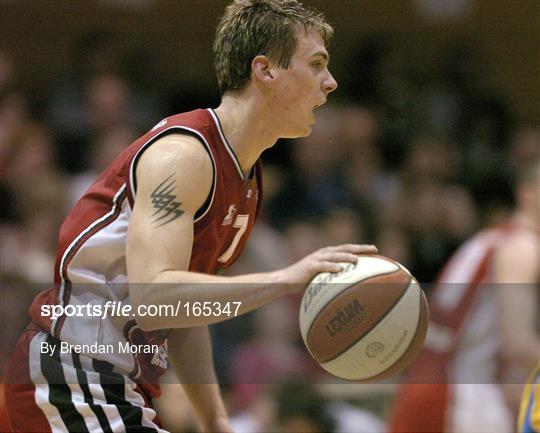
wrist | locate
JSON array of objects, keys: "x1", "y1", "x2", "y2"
[{"x1": 268, "y1": 269, "x2": 296, "y2": 295}]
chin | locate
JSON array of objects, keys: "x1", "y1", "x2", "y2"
[
  {"x1": 301, "y1": 125, "x2": 314, "y2": 136},
  {"x1": 282, "y1": 124, "x2": 312, "y2": 139},
  {"x1": 292, "y1": 129, "x2": 312, "y2": 139},
  {"x1": 299, "y1": 120, "x2": 315, "y2": 136}
]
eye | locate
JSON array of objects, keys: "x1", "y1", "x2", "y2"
[{"x1": 311, "y1": 61, "x2": 323, "y2": 70}]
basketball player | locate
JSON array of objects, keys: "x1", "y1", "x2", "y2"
[
  {"x1": 4, "y1": 1, "x2": 378, "y2": 432},
  {"x1": 389, "y1": 160, "x2": 540, "y2": 433}
]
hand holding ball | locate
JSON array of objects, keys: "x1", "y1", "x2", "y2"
[{"x1": 299, "y1": 255, "x2": 428, "y2": 381}]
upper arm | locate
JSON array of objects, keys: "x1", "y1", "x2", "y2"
[
  {"x1": 126, "y1": 133, "x2": 213, "y2": 283},
  {"x1": 494, "y1": 232, "x2": 539, "y2": 362}
]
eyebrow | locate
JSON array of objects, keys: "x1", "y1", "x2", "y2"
[{"x1": 310, "y1": 51, "x2": 329, "y2": 62}]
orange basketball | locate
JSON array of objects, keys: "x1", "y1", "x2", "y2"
[{"x1": 299, "y1": 255, "x2": 428, "y2": 381}]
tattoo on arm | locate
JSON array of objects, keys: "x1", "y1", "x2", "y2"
[{"x1": 150, "y1": 174, "x2": 185, "y2": 228}]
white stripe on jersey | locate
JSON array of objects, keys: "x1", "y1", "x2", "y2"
[
  {"x1": 433, "y1": 230, "x2": 499, "y2": 311},
  {"x1": 448, "y1": 384, "x2": 513, "y2": 432},
  {"x1": 52, "y1": 184, "x2": 127, "y2": 336}
]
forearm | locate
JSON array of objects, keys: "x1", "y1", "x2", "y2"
[
  {"x1": 130, "y1": 243, "x2": 376, "y2": 330},
  {"x1": 131, "y1": 269, "x2": 291, "y2": 330},
  {"x1": 494, "y1": 237, "x2": 539, "y2": 373},
  {"x1": 168, "y1": 327, "x2": 229, "y2": 430}
]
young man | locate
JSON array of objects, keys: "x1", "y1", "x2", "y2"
[
  {"x1": 388, "y1": 161, "x2": 540, "y2": 433},
  {"x1": 4, "y1": 1, "x2": 378, "y2": 432}
]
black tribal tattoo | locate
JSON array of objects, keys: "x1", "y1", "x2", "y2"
[{"x1": 150, "y1": 174, "x2": 184, "y2": 227}]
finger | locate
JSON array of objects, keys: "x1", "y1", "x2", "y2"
[
  {"x1": 316, "y1": 261, "x2": 344, "y2": 274},
  {"x1": 331, "y1": 244, "x2": 378, "y2": 254},
  {"x1": 319, "y1": 252, "x2": 359, "y2": 264}
]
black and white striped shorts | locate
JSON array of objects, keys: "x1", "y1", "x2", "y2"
[{"x1": 4, "y1": 330, "x2": 168, "y2": 433}]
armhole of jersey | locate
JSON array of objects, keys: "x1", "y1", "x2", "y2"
[{"x1": 129, "y1": 126, "x2": 217, "y2": 222}]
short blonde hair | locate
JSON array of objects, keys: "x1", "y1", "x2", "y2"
[{"x1": 214, "y1": 0, "x2": 333, "y2": 95}]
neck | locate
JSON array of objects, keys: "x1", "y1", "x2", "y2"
[{"x1": 214, "y1": 91, "x2": 279, "y2": 176}]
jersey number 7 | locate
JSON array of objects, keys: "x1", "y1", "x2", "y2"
[{"x1": 217, "y1": 214, "x2": 249, "y2": 263}]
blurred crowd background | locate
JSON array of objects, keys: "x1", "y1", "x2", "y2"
[{"x1": 1, "y1": 0, "x2": 538, "y2": 432}]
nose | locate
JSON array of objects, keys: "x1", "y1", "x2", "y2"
[{"x1": 324, "y1": 69, "x2": 338, "y2": 95}]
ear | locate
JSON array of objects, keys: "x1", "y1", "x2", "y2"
[{"x1": 252, "y1": 55, "x2": 276, "y2": 84}]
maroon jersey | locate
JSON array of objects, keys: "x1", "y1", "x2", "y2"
[{"x1": 27, "y1": 108, "x2": 262, "y2": 396}]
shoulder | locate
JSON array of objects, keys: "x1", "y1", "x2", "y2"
[
  {"x1": 498, "y1": 227, "x2": 538, "y2": 257},
  {"x1": 139, "y1": 133, "x2": 212, "y2": 172},
  {"x1": 494, "y1": 227, "x2": 539, "y2": 283},
  {"x1": 135, "y1": 133, "x2": 213, "y2": 212}
]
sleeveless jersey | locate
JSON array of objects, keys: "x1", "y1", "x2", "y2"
[
  {"x1": 389, "y1": 222, "x2": 522, "y2": 433},
  {"x1": 27, "y1": 108, "x2": 263, "y2": 396}
]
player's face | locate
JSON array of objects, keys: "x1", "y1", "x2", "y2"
[{"x1": 272, "y1": 30, "x2": 338, "y2": 137}]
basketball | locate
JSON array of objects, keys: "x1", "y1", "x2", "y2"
[{"x1": 299, "y1": 255, "x2": 428, "y2": 381}]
